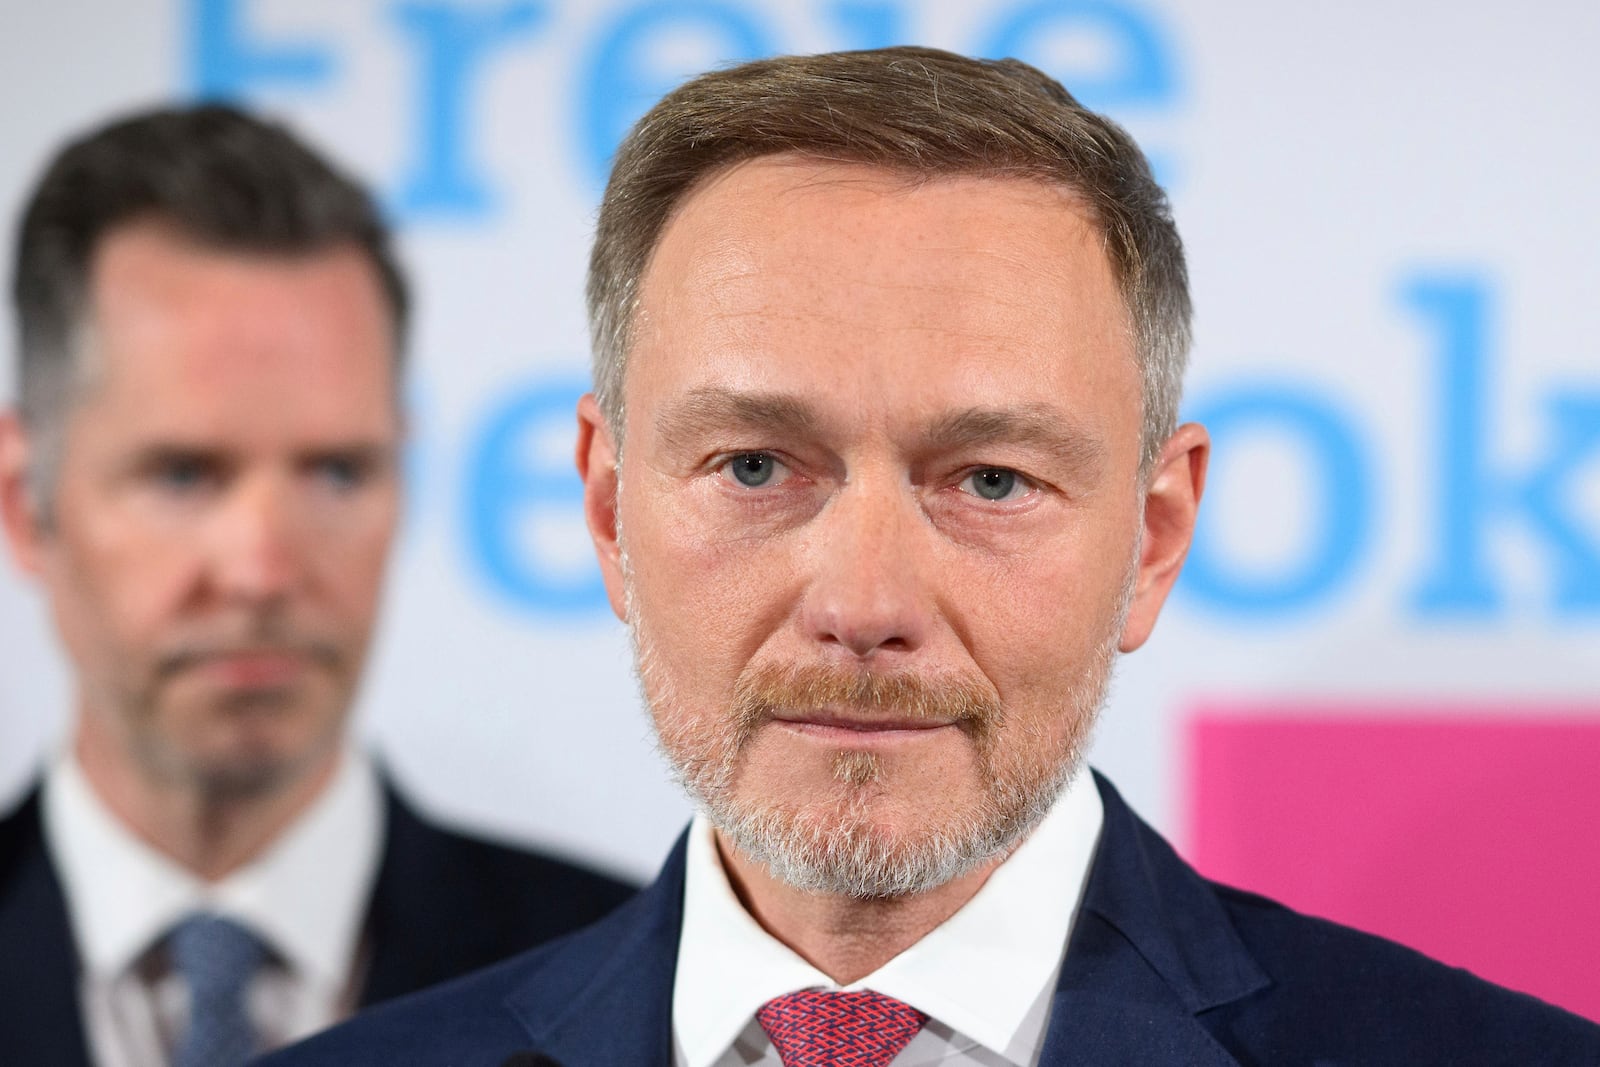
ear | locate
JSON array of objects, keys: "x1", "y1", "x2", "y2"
[
  {"x1": 0, "y1": 414, "x2": 48, "y2": 577},
  {"x1": 575, "y1": 393, "x2": 627, "y2": 621},
  {"x1": 1119, "y1": 421, "x2": 1209, "y2": 652}
]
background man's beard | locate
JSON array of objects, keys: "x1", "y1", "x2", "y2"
[
  {"x1": 109, "y1": 615, "x2": 351, "y2": 803},
  {"x1": 626, "y1": 556, "x2": 1134, "y2": 899},
  {"x1": 116, "y1": 685, "x2": 339, "y2": 802}
]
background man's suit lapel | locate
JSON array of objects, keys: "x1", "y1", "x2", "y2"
[
  {"x1": 0, "y1": 789, "x2": 95, "y2": 1067},
  {"x1": 360, "y1": 778, "x2": 637, "y2": 1007},
  {"x1": 1038, "y1": 773, "x2": 1269, "y2": 1065},
  {"x1": 360, "y1": 785, "x2": 475, "y2": 1004}
]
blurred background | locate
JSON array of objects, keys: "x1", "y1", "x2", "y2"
[{"x1": 2, "y1": 0, "x2": 1596, "y2": 1018}]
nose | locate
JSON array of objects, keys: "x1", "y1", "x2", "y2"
[
  {"x1": 209, "y1": 476, "x2": 304, "y2": 604},
  {"x1": 801, "y1": 481, "x2": 930, "y2": 660}
]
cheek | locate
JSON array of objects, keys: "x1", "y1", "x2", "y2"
[
  {"x1": 947, "y1": 535, "x2": 1129, "y2": 699},
  {"x1": 623, "y1": 485, "x2": 800, "y2": 693},
  {"x1": 46, "y1": 517, "x2": 200, "y2": 652},
  {"x1": 318, "y1": 520, "x2": 398, "y2": 617},
  {"x1": 293, "y1": 481, "x2": 399, "y2": 614}
]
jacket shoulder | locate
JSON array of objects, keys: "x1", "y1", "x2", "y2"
[
  {"x1": 263, "y1": 881, "x2": 669, "y2": 1065},
  {"x1": 0, "y1": 785, "x2": 96, "y2": 1067},
  {"x1": 378, "y1": 786, "x2": 637, "y2": 920},
  {"x1": 260, "y1": 950, "x2": 546, "y2": 1064},
  {"x1": 0, "y1": 787, "x2": 42, "y2": 874},
  {"x1": 1207, "y1": 879, "x2": 1600, "y2": 1064},
  {"x1": 359, "y1": 785, "x2": 639, "y2": 1004},
  {"x1": 394, "y1": 807, "x2": 638, "y2": 914},
  {"x1": 1085, "y1": 772, "x2": 1600, "y2": 1065}
]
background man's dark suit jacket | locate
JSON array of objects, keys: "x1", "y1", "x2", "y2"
[
  {"x1": 261, "y1": 772, "x2": 1600, "y2": 1067},
  {"x1": 0, "y1": 779, "x2": 636, "y2": 1067}
]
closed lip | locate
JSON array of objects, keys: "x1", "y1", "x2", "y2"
[
  {"x1": 770, "y1": 710, "x2": 956, "y2": 732},
  {"x1": 187, "y1": 649, "x2": 312, "y2": 685}
]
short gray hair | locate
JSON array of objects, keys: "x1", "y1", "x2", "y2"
[{"x1": 586, "y1": 46, "x2": 1190, "y2": 474}]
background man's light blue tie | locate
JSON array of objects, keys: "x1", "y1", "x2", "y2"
[{"x1": 167, "y1": 912, "x2": 268, "y2": 1067}]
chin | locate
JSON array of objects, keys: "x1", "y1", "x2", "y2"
[
  {"x1": 187, "y1": 754, "x2": 303, "y2": 799},
  {"x1": 710, "y1": 783, "x2": 1014, "y2": 899},
  {"x1": 147, "y1": 718, "x2": 338, "y2": 801},
  {"x1": 720, "y1": 799, "x2": 1004, "y2": 902},
  {"x1": 711, "y1": 735, "x2": 1079, "y2": 898}
]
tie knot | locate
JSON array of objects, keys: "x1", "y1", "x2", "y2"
[
  {"x1": 166, "y1": 912, "x2": 268, "y2": 998},
  {"x1": 757, "y1": 989, "x2": 928, "y2": 1067}
]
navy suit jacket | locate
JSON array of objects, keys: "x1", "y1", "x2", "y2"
[
  {"x1": 261, "y1": 771, "x2": 1600, "y2": 1067},
  {"x1": 0, "y1": 777, "x2": 636, "y2": 1067}
]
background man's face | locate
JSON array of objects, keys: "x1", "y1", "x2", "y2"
[
  {"x1": 3, "y1": 222, "x2": 401, "y2": 797},
  {"x1": 587, "y1": 157, "x2": 1171, "y2": 894}
]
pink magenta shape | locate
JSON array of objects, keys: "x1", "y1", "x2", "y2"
[{"x1": 1184, "y1": 708, "x2": 1600, "y2": 1022}]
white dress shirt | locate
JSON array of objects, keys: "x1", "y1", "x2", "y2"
[
  {"x1": 672, "y1": 768, "x2": 1105, "y2": 1067},
  {"x1": 41, "y1": 748, "x2": 385, "y2": 1067}
]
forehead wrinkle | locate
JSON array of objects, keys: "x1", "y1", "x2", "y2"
[
  {"x1": 652, "y1": 386, "x2": 824, "y2": 452},
  {"x1": 924, "y1": 405, "x2": 1107, "y2": 475}
]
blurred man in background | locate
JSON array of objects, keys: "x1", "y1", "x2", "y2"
[
  {"x1": 265, "y1": 47, "x2": 1600, "y2": 1065},
  {"x1": 0, "y1": 105, "x2": 632, "y2": 1067}
]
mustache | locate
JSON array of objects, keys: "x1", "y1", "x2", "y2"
[
  {"x1": 731, "y1": 662, "x2": 1003, "y2": 734},
  {"x1": 154, "y1": 623, "x2": 343, "y2": 680}
]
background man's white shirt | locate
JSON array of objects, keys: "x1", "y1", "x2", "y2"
[
  {"x1": 672, "y1": 769, "x2": 1105, "y2": 1067},
  {"x1": 42, "y1": 748, "x2": 384, "y2": 1067}
]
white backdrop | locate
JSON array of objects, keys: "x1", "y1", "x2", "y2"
[{"x1": 2, "y1": 0, "x2": 1596, "y2": 885}]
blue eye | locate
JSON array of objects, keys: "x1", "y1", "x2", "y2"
[
  {"x1": 963, "y1": 468, "x2": 1023, "y2": 501},
  {"x1": 313, "y1": 456, "x2": 365, "y2": 492},
  {"x1": 152, "y1": 455, "x2": 216, "y2": 493},
  {"x1": 726, "y1": 453, "x2": 780, "y2": 487}
]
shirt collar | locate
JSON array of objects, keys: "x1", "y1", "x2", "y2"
[
  {"x1": 672, "y1": 766, "x2": 1104, "y2": 1067},
  {"x1": 42, "y1": 746, "x2": 385, "y2": 995}
]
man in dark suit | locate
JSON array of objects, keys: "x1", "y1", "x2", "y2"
[
  {"x1": 263, "y1": 47, "x2": 1600, "y2": 1066},
  {"x1": 0, "y1": 106, "x2": 633, "y2": 1067}
]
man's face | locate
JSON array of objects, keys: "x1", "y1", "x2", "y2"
[
  {"x1": 0, "y1": 222, "x2": 401, "y2": 798},
  {"x1": 578, "y1": 157, "x2": 1203, "y2": 896}
]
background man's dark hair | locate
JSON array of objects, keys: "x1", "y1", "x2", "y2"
[{"x1": 11, "y1": 103, "x2": 408, "y2": 499}]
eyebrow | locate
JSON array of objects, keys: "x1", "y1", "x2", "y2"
[
  {"x1": 923, "y1": 405, "x2": 1107, "y2": 476},
  {"x1": 119, "y1": 439, "x2": 397, "y2": 470},
  {"x1": 652, "y1": 388, "x2": 1107, "y2": 475},
  {"x1": 654, "y1": 387, "x2": 822, "y2": 451}
]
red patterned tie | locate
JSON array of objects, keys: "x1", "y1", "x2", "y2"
[{"x1": 756, "y1": 989, "x2": 928, "y2": 1067}]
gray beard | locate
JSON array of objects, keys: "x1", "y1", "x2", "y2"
[
  {"x1": 705, "y1": 736, "x2": 1089, "y2": 899},
  {"x1": 626, "y1": 548, "x2": 1133, "y2": 900}
]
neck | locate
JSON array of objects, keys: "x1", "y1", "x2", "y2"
[
  {"x1": 715, "y1": 833, "x2": 1005, "y2": 985},
  {"x1": 73, "y1": 722, "x2": 340, "y2": 882}
]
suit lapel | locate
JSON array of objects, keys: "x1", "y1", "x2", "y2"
[
  {"x1": 502, "y1": 834, "x2": 688, "y2": 1067},
  {"x1": 0, "y1": 788, "x2": 95, "y2": 1067},
  {"x1": 1038, "y1": 773, "x2": 1269, "y2": 1065},
  {"x1": 1040, "y1": 911, "x2": 1245, "y2": 1065},
  {"x1": 359, "y1": 785, "x2": 462, "y2": 1005},
  {"x1": 497, "y1": 775, "x2": 1269, "y2": 1067}
]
